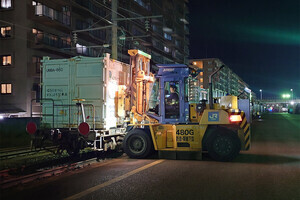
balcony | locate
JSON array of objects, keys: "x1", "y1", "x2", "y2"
[
  {"x1": 163, "y1": 19, "x2": 173, "y2": 33},
  {"x1": 184, "y1": 45, "x2": 189, "y2": 55},
  {"x1": 28, "y1": 31, "x2": 74, "y2": 57},
  {"x1": 172, "y1": 26, "x2": 184, "y2": 38},
  {"x1": 151, "y1": 51, "x2": 164, "y2": 64},
  {"x1": 184, "y1": 4, "x2": 189, "y2": 14},
  {"x1": 152, "y1": 39, "x2": 164, "y2": 52},
  {"x1": 179, "y1": 15, "x2": 189, "y2": 25},
  {"x1": 30, "y1": 4, "x2": 71, "y2": 32},
  {"x1": 184, "y1": 37, "x2": 189, "y2": 45},
  {"x1": 172, "y1": 50, "x2": 184, "y2": 62},
  {"x1": 184, "y1": 25, "x2": 189, "y2": 35}
]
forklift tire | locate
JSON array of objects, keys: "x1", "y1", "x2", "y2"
[
  {"x1": 206, "y1": 129, "x2": 241, "y2": 162},
  {"x1": 123, "y1": 129, "x2": 153, "y2": 159}
]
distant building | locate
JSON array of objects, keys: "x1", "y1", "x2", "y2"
[
  {"x1": 189, "y1": 58, "x2": 255, "y2": 100},
  {"x1": 0, "y1": 0, "x2": 189, "y2": 117}
]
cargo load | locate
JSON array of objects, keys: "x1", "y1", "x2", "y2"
[{"x1": 41, "y1": 53, "x2": 130, "y2": 130}]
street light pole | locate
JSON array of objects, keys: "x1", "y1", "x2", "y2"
[
  {"x1": 290, "y1": 89, "x2": 293, "y2": 100},
  {"x1": 259, "y1": 89, "x2": 262, "y2": 100}
]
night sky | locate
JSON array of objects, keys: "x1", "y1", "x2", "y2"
[{"x1": 188, "y1": 0, "x2": 300, "y2": 99}]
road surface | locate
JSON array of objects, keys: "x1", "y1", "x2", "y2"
[{"x1": 1, "y1": 113, "x2": 299, "y2": 200}]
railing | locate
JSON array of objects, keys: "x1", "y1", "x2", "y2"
[
  {"x1": 34, "y1": 4, "x2": 70, "y2": 26},
  {"x1": 31, "y1": 98, "x2": 55, "y2": 128},
  {"x1": 30, "y1": 99, "x2": 96, "y2": 130},
  {"x1": 34, "y1": 33, "x2": 71, "y2": 49}
]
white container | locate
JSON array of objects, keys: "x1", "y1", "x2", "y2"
[{"x1": 41, "y1": 54, "x2": 130, "y2": 130}]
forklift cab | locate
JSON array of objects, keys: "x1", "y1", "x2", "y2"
[{"x1": 148, "y1": 64, "x2": 190, "y2": 124}]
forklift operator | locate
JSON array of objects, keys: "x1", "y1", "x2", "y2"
[{"x1": 165, "y1": 85, "x2": 179, "y2": 118}]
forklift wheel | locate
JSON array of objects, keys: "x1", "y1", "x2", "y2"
[
  {"x1": 206, "y1": 129, "x2": 241, "y2": 162},
  {"x1": 123, "y1": 129, "x2": 153, "y2": 159}
]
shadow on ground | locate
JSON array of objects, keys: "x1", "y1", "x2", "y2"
[
  {"x1": 233, "y1": 153, "x2": 300, "y2": 165},
  {"x1": 123, "y1": 151, "x2": 300, "y2": 165}
]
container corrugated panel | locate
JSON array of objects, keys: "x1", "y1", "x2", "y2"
[{"x1": 41, "y1": 55, "x2": 130, "y2": 130}]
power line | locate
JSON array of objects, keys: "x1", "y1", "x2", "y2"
[
  {"x1": 70, "y1": 0, "x2": 113, "y2": 25},
  {"x1": 115, "y1": 15, "x2": 162, "y2": 21}
]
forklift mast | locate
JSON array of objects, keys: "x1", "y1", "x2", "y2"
[{"x1": 128, "y1": 50, "x2": 154, "y2": 123}]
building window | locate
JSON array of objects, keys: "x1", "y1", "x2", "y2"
[
  {"x1": 164, "y1": 46, "x2": 170, "y2": 53},
  {"x1": 1, "y1": 83, "x2": 12, "y2": 94},
  {"x1": 200, "y1": 72, "x2": 203, "y2": 76},
  {"x1": 76, "y1": 43, "x2": 88, "y2": 55},
  {"x1": 152, "y1": 24, "x2": 158, "y2": 32},
  {"x1": 134, "y1": 0, "x2": 150, "y2": 11},
  {"x1": 164, "y1": 33, "x2": 172, "y2": 40},
  {"x1": 1, "y1": 55, "x2": 12, "y2": 66},
  {"x1": 1, "y1": 26, "x2": 12, "y2": 38},
  {"x1": 200, "y1": 78, "x2": 203, "y2": 83},
  {"x1": 1, "y1": 0, "x2": 11, "y2": 8}
]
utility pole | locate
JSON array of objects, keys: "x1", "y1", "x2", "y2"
[{"x1": 111, "y1": 0, "x2": 118, "y2": 60}]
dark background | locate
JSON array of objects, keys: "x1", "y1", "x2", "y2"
[{"x1": 188, "y1": 0, "x2": 300, "y2": 98}]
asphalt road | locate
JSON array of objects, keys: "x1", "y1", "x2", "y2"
[{"x1": 1, "y1": 113, "x2": 300, "y2": 200}]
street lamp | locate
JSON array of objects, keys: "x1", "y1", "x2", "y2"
[
  {"x1": 290, "y1": 89, "x2": 293, "y2": 100},
  {"x1": 282, "y1": 94, "x2": 291, "y2": 98},
  {"x1": 259, "y1": 89, "x2": 262, "y2": 100}
]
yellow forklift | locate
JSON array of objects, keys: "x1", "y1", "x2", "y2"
[{"x1": 123, "y1": 63, "x2": 251, "y2": 161}]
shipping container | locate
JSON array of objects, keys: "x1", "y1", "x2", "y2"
[{"x1": 41, "y1": 53, "x2": 130, "y2": 131}]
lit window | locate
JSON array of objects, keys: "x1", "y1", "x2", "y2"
[
  {"x1": 152, "y1": 24, "x2": 157, "y2": 32},
  {"x1": 76, "y1": 43, "x2": 88, "y2": 55},
  {"x1": 1, "y1": 55, "x2": 12, "y2": 66},
  {"x1": 200, "y1": 72, "x2": 203, "y2": 76},
  {"x1": 164, "y1": 46, "x2": 170, "y2": 53},
  {"x1": 35, "y1": 4, "x2": 43, "y2": 16},
  {"x1": 32, "y1": 28, "x2": 43, "y2": 34},
  {"x1": 164, "y1": 33, "x2": 172, "y2": 40},
  {"x1": 0, "y1": 26, "x2": 11, "y2": 38},
  {"x1": 1, "y1": 0, "x2": 11, "y2": 8},
  {"x1": 200, "y1": 78, "x2": 203, "y2": 83},
  {"x1": 1, "y1": 83, "x2": 12, "y2": 94},
  {"x1": 134, "y1": 0, "x2": 150, "y2": 10},
  {"x1": 200, "y1": 85, "x2": 203, "y2": 89}
]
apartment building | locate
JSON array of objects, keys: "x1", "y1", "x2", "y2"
[
  {"x1": 0, "y1": 0, "x2": 189, "y2": 117},
  {"x1": 190, "y1": 58, "x2": 254, "y2": 100}
]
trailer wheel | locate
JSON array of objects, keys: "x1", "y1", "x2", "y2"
[
  {"x1": 123, "y1": 129, "x2": 153, "y2": 159},
  {"x1": 206, "y1": 129, "x2": 241, "y2": 162}
]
